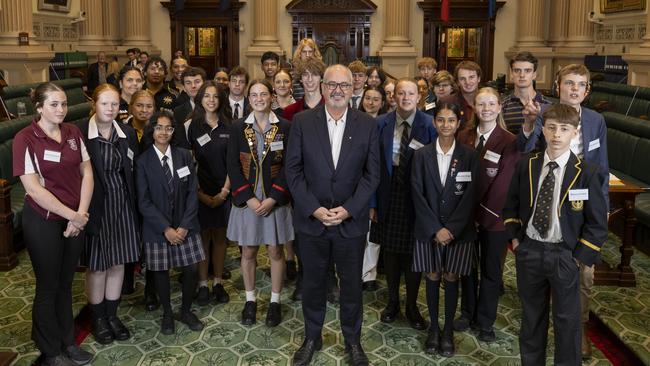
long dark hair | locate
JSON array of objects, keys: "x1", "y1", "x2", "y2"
[
  {"x1": 433, "y1": 102, "x2": 462, "y2": 120},
  {"x1": 359, "y1": 85, "x2": 388, "y2": 116},
  {"x1": 190, "y1": 80, "x2": 230, "y2": 127}
]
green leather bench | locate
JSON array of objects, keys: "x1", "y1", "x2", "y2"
[
  {"x1": 587, "y1": 82, "x2": 650, "y2": 118},
  {"x1": 604, "y1": 111, "x2": 650, "y2": 253}
]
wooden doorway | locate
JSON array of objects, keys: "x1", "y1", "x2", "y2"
[{"x1": 183, "y1": 26, "x2": 228, "y2": 78}]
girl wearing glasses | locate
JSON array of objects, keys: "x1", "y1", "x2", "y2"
[
  {"x1": 227, "y1": 79, "x2": 293, "y2": 327},
  {"x1": 136, "y1": 110, "x2": 206, "y2": 335}
]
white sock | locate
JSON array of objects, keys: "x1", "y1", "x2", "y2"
[
  {"x1": 270, "y1": 291, "x2": 281, "y2": 304},
  {"x1": 213, "y1": 277, "x2": 223, "y2": 285},
  {"x1": 198, "y1": 280, "x2": 208, "y2": 288},
  {"x1": 246, "y1": 290, "x2": 256, "y2": 302}
]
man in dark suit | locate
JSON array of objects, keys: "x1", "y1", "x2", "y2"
[
  {"x1": 286, "y1": 64, "x2": 380, "y2": 366},
  {"x1": 87, "y1": 51, "x2": 107, "y2": 95},
  {"x1": 372, "y1": 78, "x2": 437, "y2": 330},
  {"x1": 173, "y1": 67, "x2": 206, "y2": 148},
  {"x1": 503, "y1": 104, "x2": 608, "y2": 366}
]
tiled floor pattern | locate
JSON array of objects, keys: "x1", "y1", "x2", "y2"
[{"x1": 1, "y1": 232, "x2": 647, "y2": 365}]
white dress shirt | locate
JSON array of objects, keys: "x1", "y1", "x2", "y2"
[
  {"x1": 325, "y1": 107, "x2": 347, "y2": 169},
  {"x1": 436, "y1": 139, "x2": 456, "y2": 187},
  {"x1": 526, "y1": 149, "x2": 571, "y2": 243},
  {"x1": 392, "y1": 110, "x2": 415, "y2": 166},
  {"x1": 229, "y1": 96, "x2": 244, "y2": 119},
  {"x1": 476, "y1": 123, "x2": 496, "y2": 148}
]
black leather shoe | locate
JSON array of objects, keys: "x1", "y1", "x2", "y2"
[
  {"x1": 160, "y1": 314, "x2": 175, "y2": 335},
  {"x1": 453, "y1": 316, "x2": 470, "y2": 331},
  {"x1": 213, "y1": 283, "x2": 230, "y2": 304},
  {"x1": 107, "y1": 315, "x2": 131, "y2": 341},
  {"x1": 222, "y1": 269, "x2": 232, "y2": 280},
  {"x1": 92, "y1": 317, "x2": 114, "y2": 344},
  {"x1": 63, "y1": 344, "x2": 93, "y2": 365},
  {"x1": 241, "y1": 301, "x2": 257, "y2": 325},
  {"x1": 439, "y1": 331, "x2": 455, "y2": 357},
  {"x1": 380, "y1": 302, "x2": 400, "y2": 323},
  {"x1": 195, "y1": 286, "x2": 210, "y2": 306},
  {"x1": 406, "y1": 307, "x2": 428, "y2": 331},
  {"x1": 478, "y1": 329, "x2": 496, "y2": 343},
  {"x1": 424, "y1": 327, "x2": 441, "y2": 354},
  {"x1": 286, "y1": 260, "x2": 297, "y2": 281},
  {"x1": 292, "y1": 338, "x2": 322, "y2": 366},
  {"x1": 144, "y1": 292, "x2": 159, "y2": 312},
  {"x1": 346, "y1": 343, "x2": 369, "y2": 366},
  {"x1": 291, "y1": 281, "x2": 302, "y2": 301},
  {"x1": 362, "y1": 280, "x2": 378, "y2": 292},
  {"x1": 265, "y1": 302, "x2": 282, "y2": 327},
  {"x1": 179, "y1": 311, "x2": 204, "y2": 331}
]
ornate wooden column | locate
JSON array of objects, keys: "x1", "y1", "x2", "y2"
[{"x1": 378, "y1": 0, "x2": 418, "y2": 79}]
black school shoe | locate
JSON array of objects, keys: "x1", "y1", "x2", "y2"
[
  {"x1": 107, "y1": 315, "x2": 130, "y2": 341},
  {"x1": 195, "y1": 286, "x2": 211, "y2": 306},
  {"x1": 62, "y1": 345, "x2": 93, "y2": 365},
  {"x1": 160, "y1": 314, "x2": 175, "y2": 335},
  {"x1": 424, "y1": 326, "x2": 441, "y2": 354},
  {"x1": 213, "y1": 283, "x2": 230, "y2": 304},
  {"x1": 91, "y1": 317, "x2": 114, "y2": 345},
  {"x1": 265, "y1": 302, "x2": 282, "y2": 327},
  {"x1": 179, "y1": 311, "x2": 204, "y2": 331},
  {"x1": 241, "y1": 301, "x2": 257, "y2": 325}
]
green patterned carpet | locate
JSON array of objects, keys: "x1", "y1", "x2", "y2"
[{"x1": 2, "y1": 233, "x2": 647, "y2": 365}]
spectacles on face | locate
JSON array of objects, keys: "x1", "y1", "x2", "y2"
[
  {"x1": 323, "y1": 81, "x2": 353, "y2": 91},
  {"x1": 154, "y1": 125, "x2": 175, "y2": 133}
]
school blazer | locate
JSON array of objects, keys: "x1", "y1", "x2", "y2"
[
  {"x1": 457, "y1": 126, "x2": 521, "y2": 231},
  {"x1": 516, "y1": 105, "x2": 609, "y2": 209},
  {"x1": 79, "y1": 118, "x2": 140, "y2": 236},
  {"x1": 136, "y1": 146, "x2": 200, "y2": 243},
  {"x1": 410, "y1": 140, "x2": 479, "y2": 243},
  {"x1": 227, "y1": 116, "x2": 292, "y2": 208},
  {"x1": 285, "y1": 105, "x2": 380, "y2": 238},
  {"x1": 502, "y1": 152, "x2": 608, "y2": 266},
  {"x1": 373, "y1": 109, "x2": 437, "y2": 221}
]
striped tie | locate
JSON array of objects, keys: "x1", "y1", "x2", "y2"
[
  {"x1": 532, "y1": 161, "x2": 558, "y2": 238},
  {"x1": 396, "y1": 121, "x2": 410, "y2": 184},
  {"x1": 162, "y1": 155, "x2": 174, "y2": 194}
]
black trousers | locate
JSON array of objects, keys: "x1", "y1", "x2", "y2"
[
  {"x1": 294, "y1": 235, "x2": 338, "y2": 292},
  {"x1": 516, "y1": 237, "x2": 581, "y2": 366},
  {"x1": 476, "y1": 229, "x2": 508, "y2": 331},
  {"x1": 384, "y1": 250, "x2": 421, "y2": 310},
  {"x1": 459, "y1": 242, "x2": 479, "y2": 322},
  {"x1": 298, "y1": 229, "x2": 365, "y2": 344},
  {"x1": 23, "y1": 204, "x2": 85, "y2": 357}
]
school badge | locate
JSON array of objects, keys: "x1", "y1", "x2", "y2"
[
  {"x1": 454, "y1": 183, "x2": 465, "y2": 195},
  {"x1": 486, "y1": 167, "x2": 498, "y2": 178},
  {"x1": 571, "y1": 200, "x2": 584, "y2": 211},
  {"x1": 163, "y1": 96, "x2": 173, "y2": 105},
  {"x1": 67, "y1": 138, "x2": 78, "y2": 151}
]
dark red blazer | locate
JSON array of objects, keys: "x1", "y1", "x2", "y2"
[
  {"x1": 458, "y1": 125, "x2": 521, "y2": 231},
  {"x1": 282, "y1": 97, "x2": 324, "y2": 121}
]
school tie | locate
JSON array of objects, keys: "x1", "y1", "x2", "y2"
[
  {"x1": 233, "y1": 103, "x2": 240, "y2": 119},
  {"x1": 476, "y1": 135, "x2": 485, "y2": 153},
  {"x1": 162, "y1": 155, "x2": 174, "y2": 195},
  {"x1": 532, "y1": 161, "x2": 558, "y2": 238},
  {"x1": 396, "y1": 121, "x2": 410, "y2": 184},
  {"x1": 352, "y1": 96, "x2": 360, "y2": 109}
]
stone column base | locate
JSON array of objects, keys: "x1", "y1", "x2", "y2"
[
  {"x1": 378, "y1": 47, "x2": 418, "y2": 81},
  {"x1": 0, "y1": 45, "x2": 55, "y2": 84},
  {"x1": 623, "y1": 50, "x2": 650, "y2": 87},
  {"x1": 244, "y1": 45, "x2": 284, "y2": 80}
]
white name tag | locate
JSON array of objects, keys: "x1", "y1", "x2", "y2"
[
  {"x1": 588, "y1": 139, "x2": 600, "y2": 152},
  {"x1": 425, "y1": 102, "x2": 436, "y2": 111},
  {"x1": 219, "y1": 134, "x2": 229, "y2": 138},
  {"x1": 127, "y1": 148, "x2": 134, "y2": 161},
  {"x1": 483, "y1": 150, "x2": 501, "y2": 164},
  {"x1": 197, "y1": 133, "x2": 211, "y2": 147},
  {"x1": 270, "y1": 141, "x2": 284, "y2": 151},
  {"x1": 456, "y1": 171, "x2": 472, "y2": 182},
  {"x1": 43, "y1": 150, "x2": 61, "y2": 163},
  {"x1": 569, "y1": 189, "x2": 589, "y2": 201},
  {"x1": 409, "y1": 139, "x2": 425, "y2": 150},
  {"x1": 176, "y1": 166, "x2": 191, "y2": 178}
]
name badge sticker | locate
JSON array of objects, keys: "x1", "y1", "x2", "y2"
[
  {"x1": 270, "y1": 141, "x2": 284, "y2": 151},
  {"x1": 219, "y1": 134, "x2": 229, "y2": 138},
  {"x1": 483, "y1": 150, "x2": 501, "y2": 164},
  {"x1": 456, "y1": 171, "x2": 472, "y2": 182},
  {"x1": 588, "y1": 139, "x2": 600, "y2": 152},
  {"x1": 569, "y1": 189, "x2": 589, "y2": 201},
  {"x1": 177, "y1": 166, "x2": 191, "y2": 178},
  {"x1": 197, "y1": 133, "x2": 211, "y2": 147},
  {"x1": 409, "y1": 139, "x2": 425, "y2": 150},
  {"x1": 43, "y1": 150, "x2": 61, "y2": 163},
  {"x1": 127, "y1": 148, "x2": 134, "y2": 161}
]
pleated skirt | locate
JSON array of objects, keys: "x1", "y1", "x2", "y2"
[{"x1": 411, "y1": 238, "x2": 474, "y2": 276}]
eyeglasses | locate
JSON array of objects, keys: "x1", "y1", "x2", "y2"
[
  {"x1": 154, "y1": 125, "x2": 175, "y2": 133},
  {"x1": 323, "y1": 81, "x2": 353, "y2": 91}
]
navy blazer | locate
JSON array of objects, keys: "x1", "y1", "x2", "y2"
[
  {"x1": 285, "y1": 105, "x2": 380, "y2": 238},
  {"x1": 136, "y1": 145, "x2": 200, "y2": 243},
  {"x1": 516, "y1": 105, "x2": 609, "y2": 209},
  {"x1": 502, "y1": 151, "x2": 608, "y2": 266},
  {"x1": 373, "y1": 109, "x2": 437, "y2": 220},
  {"x1": 79, "y1": 118, "x2": 140, "y2": 236},
  {"x1": 411, "y1": 140, "x2": 479, "y2": 243}
]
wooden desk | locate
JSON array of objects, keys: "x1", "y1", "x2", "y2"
[{"x1": 594, "y1": 180, "x2": 643, "y2": 286}]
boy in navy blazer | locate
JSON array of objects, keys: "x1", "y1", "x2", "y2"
[{"x1": 503, "y1": 104, "x2": 608, "y2": 366}]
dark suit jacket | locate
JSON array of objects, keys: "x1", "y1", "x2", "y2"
[
  {"x1": 79, "y1": 118, "x2": 140, "y2": 236},
  {"x1": 87, "y1": 62, "x2": 107, "y2": 95},
  {"x1": 502, "y1": 151, "x2": 608, "y2": 266},
  {"x1": 457, "y1": 126, "x2": 521, "y2": 231},
  {"x1": 516, "y1": 105, "x2": 609, "y2": 209},
  {"x1": 285, "y1": 105, "x2": 380, "y2": 238},
  {"x1": 373, "y1": 109, "x2": 437, "y2": 221},
  {"x1": 173, "y1": 98, "x2": 193, "y2": 148},
  {"x1": 136, "y1": 145, "x2": 200, "y2": 243},
  {"x1": 411, "y1": 140, "x2": 479, "y2": 243}
]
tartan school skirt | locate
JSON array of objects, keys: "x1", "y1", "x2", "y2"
[
  {"x1": 144, "y1": 233, "x2": 206, "y2": 271},
  {"x1": 411, "y1": 238, "x2": 474, "y2": 276},
  {"x1": 377, "y1": 170, "x2": 414, "y2": 254}
]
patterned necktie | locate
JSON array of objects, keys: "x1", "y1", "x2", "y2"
[
  {"x1": 233, "y1": 103, "x2": 240, "y2": 119},
  {"x1": 162, "y1": 155, "x2": 174, "y2": 194},
  {"x1": 476, "y1": 135, "x2": 485, "y2": 153},
  {"x1": 396, "y1": 121, "x2": 410, "y2": 184},
  {"x1": 352, "y1": 96, "x2": 360, "y2": 109},
  {"x1": 532, "y1": 161, "x2": 559, "y2": 238}
]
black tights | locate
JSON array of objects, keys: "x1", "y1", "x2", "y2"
[
  {"x1": 426, "y1": 273, "x2": 459, "y2": 334},
  {"x1": 384, "y1": 251, "x2": 421, "y2": 310},
  {"x1": 153, "y1": 264, "x2": 198, "y2": 316}
]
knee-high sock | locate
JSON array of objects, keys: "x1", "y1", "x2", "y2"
[
  {"x1": 426, "y1": 279, "x2": 440, "y2": 330},
  {"x1": 153, "y1": 270, "x2": 172, "y2": 316},
  {"x1": 90, "y1": 301, "x2": 106, "y2": 322},
  {"x1": 444, "y1": 280, "x2": 459, "y2": 334},
  {"x1": 181, "y1": 264, "x2": 198, "y2": 314},
  {"x1": 105, "y1": 298, "x2": 120, "y2": 317}
]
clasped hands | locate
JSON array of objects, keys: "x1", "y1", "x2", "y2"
[
  {"x1": 165, "y1": 227, "x2": 188, "y2": 245},
  {"x1": 434, "y1": 228, "x2": 454, "y2": 246},
  {"x1": 313, "y1": 206, "x2": 349, "y2": 226},
  {"x1": 247, "y1": 197, "x2": 276, "y2": 217},
  {"x1": 64, "y1": 211, "x2": 89, "y2": 238}
]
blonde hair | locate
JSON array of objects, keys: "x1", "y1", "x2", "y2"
[
  {"x1": 128, "y1": 89, "x2": 155, "y2": 117},
  {"x1": 107, "y1": 60, "x2": 121, "y2": 76},
  {"x1": 472, "y1": 87, "x2": 508, "y2": 131},
  {"x1": 293, "y1": 38, "x2": 322, "y2": 61},
  {"x1": 417, "y1": 57, "x2": 438, "y2": 70},
  {"x1": 90, "y1": 83, "x2": 120, "y2": 116}
]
